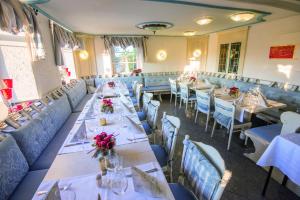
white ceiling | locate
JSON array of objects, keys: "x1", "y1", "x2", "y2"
[{"x1": 37, "y1": 0, "x2": 298, "y2": 36}]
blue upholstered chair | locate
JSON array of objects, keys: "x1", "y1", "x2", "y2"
[
  {"x1": 179, "y1": 83, "x2": 196, "y2": 111},
  {"x1": 169, "y1": 135, "x2": 231, "y2": 200},
  {"x1": 137, "y1": 92, "x2": 154, "y2": 121},
  {"x1": 169, "y1": 79, "x2": 180, "y2": 107},
  {"x1": 194, "y1": 90, "x2": 213, "y2": 132},
  {"x1": 129, "y1": 80, "x2": 138, "y2": 97},
  {"x1": 131, "y1": 83, "x2": 143, "y2": 109},
  {"x1": 211, "y1": 98, "x2": 252, "y2": 150},
  {"x1": 142, "y1": 100, "x2": 160, "y2": 137},
  {"x1": 151, "y1": 112, "x2": 180, "y2": 182}
]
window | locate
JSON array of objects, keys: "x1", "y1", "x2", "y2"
[
  {"x1": 111, "y1": 46, "x2": 137, "y2": 74},
  {"x1": 218, "y1": 42, "x2": 241, "y2": 74}
]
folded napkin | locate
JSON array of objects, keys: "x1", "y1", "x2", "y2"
[
  {"x1": 126, "y1": 116, "x2": 144, "y2": 132},
  {"x1": 131, "y1": 167, "x2": 164, "y2": 198},
  {"x1": 257, "y1": 92, "x2": 270, "y2": 107},
  {"x1": 33, "y1": 181, "x2": 61, "y2": 200}
]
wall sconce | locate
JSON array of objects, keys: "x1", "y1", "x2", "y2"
[
  {"x1": 79, "y1": 50, "x2": 89, "y2": 60},
  {"x1": 193, "y1": 49, "x2": 202, "y2": 58},
  {"x1": 156, "y1": 50, "x2": 167, "y2": 61}
]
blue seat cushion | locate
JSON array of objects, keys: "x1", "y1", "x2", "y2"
[
  {"x1": 73, "y1": 94, "x2": 93, "y2": 113},
  {"x1": 151, "y1": 145, "x2": 168, "y2": 167},
  {"x1": 0, "y1": 135, "x2": 29, "y2": 200},
  {"x1": 30, "y1": 113, "x2": 80, "y2": 170},
  {"x1": 131, "y1": 97, "x2": 137, "y2": 105},
  {"x1": 143, "y1": 85, "x2": 170, "y2": 92},
  {"x1": 137, "y1": 111, "x2": 146, "y2": 121},
  {"x1": 169, "y1": 183, "x2": 197, "y2": 200},
  {"x1": 142, "y1": 121, "x2": 153, "y2": 135},
  {"x1": 9, "y1": 169, "x2": 48, "y2": 200},
  {"x1": 129, "y1": 91, "x2": 134, "y2": 97},
  {"x1": 247, "y1": 124, "x2": 282, "y2": 143}
]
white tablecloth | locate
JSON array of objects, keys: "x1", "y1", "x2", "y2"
[{"x1": 257, "y1": 133, "x2": 300, "y2": 186}]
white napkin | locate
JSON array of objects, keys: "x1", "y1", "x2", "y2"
[
  {"x1": 257, "y1": 92, "x2": 270, "y2": 107},
  {"x1": 131, "y1": 167, "x2": 164, "y2": 198},
  {"x1": 32, "y1": 181, "x2": 61, "y2": 200},
  {"x1": 126, "y1": 116, "x2": 144, "y2": 132}
]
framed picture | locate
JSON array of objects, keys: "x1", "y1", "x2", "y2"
[{"x1": 269, "y1": 45, "x2": 295, "y2": 59}]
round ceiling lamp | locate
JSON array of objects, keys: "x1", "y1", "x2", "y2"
[
  {"x1": 195, "y1": 16, "x2": 213, "y2": 25},
  {"x1": 193, "y1": 49, "x2": 202, "y2": 58},
  {"x1": 136, "y1": 22, "x2": 173, "y2": 34},
  {"x1": 156, "y1": 50, "x2": 167, "y2": 61},
  {"x1": 79, "y1": 50, "x2": 89, "y2": 60},
  {"x1": 230, "y1": 12, "x2": 255, "y2": 22},
  {"x1": 183, "y1": 31, "x2": 196, "y2": 36}
]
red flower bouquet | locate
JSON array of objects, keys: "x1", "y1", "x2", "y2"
[
  {"x1": 8, "y1": 104, "x2": 23, "y2": 113},
  {"x1": 101, "y1": 98, "x2": 114, "y2": 113},
  {"x1": 92, "y1": 132, "x2": 116, "y2": 158},
  {"x1": 189, "y1": 76, "x2": 196, "y2": 82},
  {"x1": 131, "y1": 68, "x2": 142, "y2": 75},
  {"x1": 108, "y1": 81, "x2": 115, "y2": 88},
  {"x1": 229, "y1": 86, "x2": 239, "y2": 97}
]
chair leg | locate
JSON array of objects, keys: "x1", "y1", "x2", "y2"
[
  {"x1": 179, "y1": 98, "x2": 182, "y2": 108},
  {"x1": 194, "y1": 110, "x2": 198, "y2": 123},
  {"x1": 211, "y1": 120, "x2": 217, "y2": 137},
  {"x1": 175, "y1": 95, "x2": 177, "y2": 107},
  {"x1": 244, "y1": 131, "x2": 249, "y2": 146},
  {"x1": 185, "y1": 100, "x2": 188, "y2": 111},
  {"x1": 169, "y1": 164, "x2": 173, "y2": 182},
  {"x1": 170, "y1": 93, "x2": 173, "y2": 103},
  {"x1": 205, "y1": 113, "x2": 210, "y2": 132},
  {"x1": 227, "y1": 127, "x2": 234, "y2": 150}
]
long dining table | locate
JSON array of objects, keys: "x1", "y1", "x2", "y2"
[{"x1": 33, "y1": 82, "x2": 175, "y2": 200}]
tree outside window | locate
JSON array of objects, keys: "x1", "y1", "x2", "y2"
[{"x1": 112, "y1": 46, "x2": 137, "y2": 74}]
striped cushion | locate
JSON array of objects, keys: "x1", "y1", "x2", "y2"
[{"x1": 182, "y1": 140, "x2": 221, "y2": 200}]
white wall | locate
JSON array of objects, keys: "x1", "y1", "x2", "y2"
[
  {"x1": 143, "y1": 36, "x2": 187, "y2": 72},
  {"x1": 243, "y1": 15, "x2": 300, "y2": 85},
  {"x1": 0, "y1": 14, "x2": 61, "y2": 102},
  {"x1": 31, "y1": 14, "x2": 61, "y2": 96}
]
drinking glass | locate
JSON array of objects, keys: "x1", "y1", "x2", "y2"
[{"x1": 111, "y1": 169, "x2": 128, "y2": 196}]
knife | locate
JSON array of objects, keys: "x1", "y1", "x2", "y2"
[{"x1": 64, "y1": 141, "x2": 90, "y2": 147}]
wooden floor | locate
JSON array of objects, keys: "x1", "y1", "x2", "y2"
[{"x1": 155, "y1": 95, "x2": 300, "y2": 200}]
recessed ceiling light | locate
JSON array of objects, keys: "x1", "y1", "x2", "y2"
[
  {"x1": 183, "y1": 31, "x2": 196, "y2": 36},
  {"x1": 195, "y1": 16, "x2": 213, "y2": 25},
  {"x1": 230, "y1": 12, "x2": 255, "y2": 22}
]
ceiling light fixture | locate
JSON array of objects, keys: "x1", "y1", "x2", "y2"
[
  {"x1": 195, "y1": 16, "x2": 213, "y2": 25},
  {"x1": 183, "y1": 31, "x2": 196, "y2": 36},
  {"x1": 230, "y1": 12, "x2": 255, "y2": 22},
  {"x1": 136, "y1": 22, "x2": 173, "y2": 35}
]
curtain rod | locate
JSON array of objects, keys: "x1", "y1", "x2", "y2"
[{"x1": 30, "y1": 4, "x2": 73, "y2": 33}]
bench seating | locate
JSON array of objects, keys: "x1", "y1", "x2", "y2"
[
  {"x1": 62, "y1": 79, "x2": 90, "y2": 113},
  {"x1": 0, "y1": 92, "x2": 84, "y2": 200}
]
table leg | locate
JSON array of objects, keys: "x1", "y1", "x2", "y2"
[
  {"x1": 262, "y1": 166, "x2": 273, "y2": 196},
  {"x1": 282, "y1": 175, "x2": 288, "y2": 186}
]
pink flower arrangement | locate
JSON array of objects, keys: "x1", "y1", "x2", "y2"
[
  {"x1": 101, "y1": 98, "x2": 114, "y2": 113},
  {"x1": 108, "y1": 81, "x2": 115, "y2": 88},
  {"x1": 131, "y1": 68, "x2": 142, "y2": 75},
  {"x1": 9, "y1": 104, "x2": 23, "y2": 113},
  {"x1": 92, "y1": 132, "x2": 116, "y2": 157}
]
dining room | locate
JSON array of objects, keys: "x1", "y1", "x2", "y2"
[{"x1": 0, "y1": 0, "x2": 300, "y2": 200}]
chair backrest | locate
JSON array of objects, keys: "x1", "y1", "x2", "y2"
[
  {"x1": 196, "y1": 90, "x2": 212, "y2": 114},
  {"x1": 132, "y1": 80, "x2": 138, "y2": 95},
  {"x1": 179, "y1": 83, "x2": 189, "y2": 99},
  {"x1": 169, "y1": 79, "x2": 178, "y2": 94},
  {"x1": 280, "y1": 111, "x2": 300, "y2": 135},
  {"x1": 146, "y1": 100, "x2": 160, "y2": 129},
  {"x1": 180, "y1": 135, "x2": 232, "y2": 200},
  {"x1": 214, "y1": 98, "x2": 235, "y2": 129},
  {"x1": 142, "y1": 92, "x2": 154, "y2": 113},
  {"x1": 135, "y1": 84, "x2": 143, "y2": 108},
  {"x1": 161, "y1": 112, "x2": 180, "y2": 162}
]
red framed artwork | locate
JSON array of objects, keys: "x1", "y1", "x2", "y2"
[{"x1": 269, "y1": 45, "x2": 295, "y2": 59}]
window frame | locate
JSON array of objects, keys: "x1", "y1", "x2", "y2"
[
  {"x1": 218, "y1": 42, "x2": 241, "y2": 74},
  {"x1": 111, "y1": 45, "x2": 137, "y2": 74}
]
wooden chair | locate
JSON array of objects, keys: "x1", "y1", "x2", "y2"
[
  {"x1": 169, "y1": 135, "x2": 231, "y2": 200},
  {"x1": 169, "y1": 79, "x2": 180, "y2": 107},
  {"x1": 137, "y1": 92, "x2": 153, "y2": 121},
  {"x1": 194, "y1": 90, "x2": 213, "y2": 132},
  {"x1": 151, "y1": 112, "x2": 180, "y2": 182},
  {"x1": 179, "y1": 83, "x2": 196, "y2": 111},
  {"x1": 211, "y1": 98, "x2": 252, "y2": 150}
]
